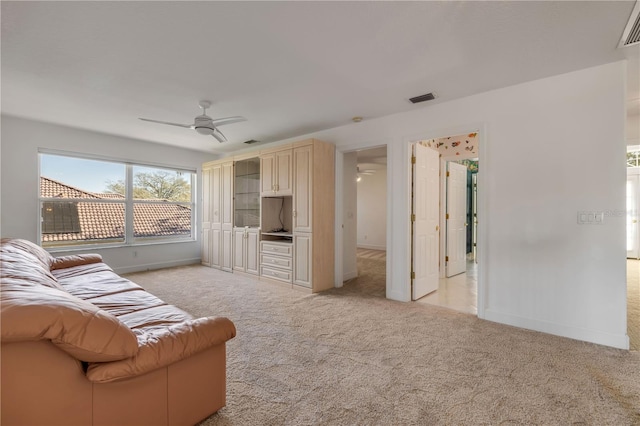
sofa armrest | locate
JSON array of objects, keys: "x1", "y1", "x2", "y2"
[
  {"x1": 86, "y1": 316, "x2": 236, "y2": 383},
  {"x1": 51, "y1": 254, "x2": 103, "y2": 270}
]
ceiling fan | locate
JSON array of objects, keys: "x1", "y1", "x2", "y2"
[
  {"x1": 356, "y1": 166, "x2": 376, "y2": 182},
  {"x1": 139, "y1": 100, "x2": 247, "y2": 143},
  {"x1": 357, "y1": 166, "x2": 376, "y2": 176}
]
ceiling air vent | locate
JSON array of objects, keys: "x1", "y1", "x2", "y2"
[
  {"x1": 243, "y1": 139, "x2": 260, "y2": 145},
  {"x1": 409, "y1": 92, "x2": 436, "y2": 104},
  {"x1": 619, "y1": 1, "x2": 640, "y2": 48}
]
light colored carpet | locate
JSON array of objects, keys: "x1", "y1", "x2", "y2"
[{"x1": 125, "y1": 265, "x2": 640, "y2": 425}]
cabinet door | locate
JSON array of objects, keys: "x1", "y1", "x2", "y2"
[
  {"x1": 293, "y1": 233, "x2": 312, "y2": 288},
  {"x1": 275, "y1": 149, "x2": 293, "y2": 196},
  {"x1": 232, "y1": 229, "x2": 246, "y2": 272},
  {"x1": 221, "y1": 229, "x2": 233, "y2": 272},
  {"x1": 221, "y1": 162, "x2": 234, "y2": 228},
  {"x1": 246, "y1": 230, "x2": 260, "y2": 275},
  {"x1": 201, "y1": 168, "x2": 213, "y2": 266},
  {"x1": 221, "y1": 162, "x2": 234, "y2": 271},
  {"x1": 211, "y1": 229, "x2": 222, "y2": 269},
  {"x1": 260, "y1": 153, "x2": 275, "y2": 196},
  {"x1": 293, "y1": 145, "x2": 312, "y2": 233}
]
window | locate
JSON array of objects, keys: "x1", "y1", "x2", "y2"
[
  {"x1": 39, "y1": 153, "x2": 195, "y2": 248},
  {"x1": 628, "y1": 146, "x2": 640, "y2": 168}
]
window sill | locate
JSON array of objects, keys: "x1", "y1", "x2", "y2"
[{"x1": 44, "y1": 238, "x2": 197, "y2": 254}]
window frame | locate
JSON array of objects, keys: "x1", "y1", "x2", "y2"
[
  {"x1": 38, "y1": 150, "x2": 197, "y2": 251},
  {"x1": 628, "y1": 145, "x2": 640, "y2": 168}
]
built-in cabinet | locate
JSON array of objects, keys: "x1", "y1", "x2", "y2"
[
  {"x1": 233, "y1": 227, "x2": 260, "y2": 275},
  {"x1": 260, "y1": 149, "x2": 292, "y2": 196},
  {"x1": 202, "y1": 139, "x2": 334, "y2": 293},
  {"x1": 201, "y1": 160, "x2": 233, "y2": 271},
  {"x1": 259, "y1": 240, "x2": 293, "y2": 283},
  {"x1": 290, "y1": 140, "x2": 334, "y2": 292}
]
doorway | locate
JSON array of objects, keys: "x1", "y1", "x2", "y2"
[
  {"x1": 341, "y1": 146, "x2": 388, "y2": 297},
  {"x1": 411, "y1": 132, "x2": 481, "y2": 315}
]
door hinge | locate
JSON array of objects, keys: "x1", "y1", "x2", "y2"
[
  {"x1": 446, "y1": 213, "x2": 449, "y2": 219},
  {"x1": 411, "y1": 155, "x2": 416, "y2": 164},
  {"x1": 411, "y1": 271, "x2": 415, "y2": 279},
  {"x1": 411, "y1": 214, "x2": 416, "y2": 222},
  {"x1": 445, "y1": 256, "x2": 449, "y2": 262},
  {"x1": 446, "y1": 171, "x2": 450, "y2": 177}
]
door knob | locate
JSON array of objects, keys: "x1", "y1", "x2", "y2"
[{"x1": 435, "y1": 226, "x2": 439, "y2": 231}]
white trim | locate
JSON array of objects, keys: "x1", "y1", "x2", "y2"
[
  {"x1": 357, "y1": 243, "x2": 386, "y2": 250},
  {"x1": 404, "y1": 123, "x2": 488, "y2": 318},
  {"x1": 38, "y1": 151, "x2": 197, "y2": 249},
  {"x1": 334, "y1": 139, "x2": 392, "y2": 295},
  {"x1": 343, "y1": 270, "x2": 358, "y2": 281},
  {"x1": 45, "y1": 237, "x2": 196, "y2": 254},
  {"x1": 484, "y1": 308, "x2": 630, "y2": 350},
  {"x1": 334, "y1": 150, "x2": 344, "y2": 288}
]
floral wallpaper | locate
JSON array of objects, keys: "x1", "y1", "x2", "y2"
[{"x1": 419, "y1": 132, "x2": 478, "y2": 159}]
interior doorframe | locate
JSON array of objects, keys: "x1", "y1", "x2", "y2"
[
  {"x1": 405, "y1": 124, "x2": 488, "y2": 319},
  {"x1": 334, "y1": 140, "x2": 392, "y2": 293}
]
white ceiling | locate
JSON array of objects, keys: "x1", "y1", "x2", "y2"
[{"x1": 2, "y1": 1, "x2": 638, "y2": 154}]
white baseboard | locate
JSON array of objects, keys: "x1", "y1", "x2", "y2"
[
  {"x1": 357, "y1": 244, "x2": 386, "y2": 251},
  {"x1": 343, "y1": 270, "x2": 358, "y2": 281},
  {"x1": 114, "y1": 258, "x2": 201, "y2": 275},
  {"x1": 484, "y1": 308, "x2": 630, "y2": 350}
]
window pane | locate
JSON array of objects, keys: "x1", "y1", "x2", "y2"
[
  {"x1": 133, "y1": 202, "x2": 191, "y2": 239},
  {"x1": 41, "y1": 201, "x2": 125, "y2": 247},
  {"x1": 40, "y1": 154, "x2": 125, "y2": 195},
  {"x1": 132, "y1": 166, "x2": 192, "y2": 202},
  {"x1": 40, "y1": 153, "x2": 194, "y2": 248}
]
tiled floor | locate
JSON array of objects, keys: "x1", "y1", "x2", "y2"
[{"x1": 417, "y1": 259, "x2": 478, "y2": 315}]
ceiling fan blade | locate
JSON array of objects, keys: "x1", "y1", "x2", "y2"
[
  {"x1": 211, "y1": 128, "x2": 228, "y2": 143},
  {"x1": 209, "y1": 116, "x2": 247, "y2": 127},
  {"x1": 139, "y1": 118, "x2": 194, "y2": 129}
]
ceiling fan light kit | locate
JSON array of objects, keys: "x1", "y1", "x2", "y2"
[{"x1": 139, "y1": 100, "x2": 247, "y2": 143}]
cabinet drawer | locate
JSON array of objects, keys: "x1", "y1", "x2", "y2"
[
  {"x1": 260, "y1": 254, "x2": 292, "y2": 270},
  {"x1": 261, "y1": 266, "x2": 292, "y2": 283},
  {"x1": 261, "y1": 242, "x2": 292, "y2": 256}
]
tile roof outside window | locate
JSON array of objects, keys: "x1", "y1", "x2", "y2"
[{"x1": 40, "y1": 177, "x2": 191, "y2": 245}]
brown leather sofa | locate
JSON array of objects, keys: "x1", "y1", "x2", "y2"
[{"x1": 1, "y1": 238, "x2": 236, "y2": 426}]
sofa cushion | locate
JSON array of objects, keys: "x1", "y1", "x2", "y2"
[
  {"x1": 0, "y1": 238, "x2": 61, "y2": 290},
  {"x1": 86, "y1": 316, "x2": 236, "y2": 383},
  {"x1": 53, "y1": 264, "x2": 144, "y2": 300},
  {"x1": 1, "y1": 238, "x2": 53, "y2": 270},
  {"x1": 1, "y1": 279, "x2": 139, "y2": 362},
  {"x1": 51, "y1": 253, "x2": 103, "y2": 270}
]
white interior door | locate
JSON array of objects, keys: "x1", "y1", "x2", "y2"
[
  {"x1": 446, "y1": 161, "x2": 467, "y2": 277},
  {"x1": 412, "y1": 144, "x2": 440, "y2": 300},
  {"x1": 628, "y1": 171, "x2": 640, "y2": 259}
]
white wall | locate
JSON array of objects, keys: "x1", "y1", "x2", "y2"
[
  {"x1": 2, "y1": 60, "x2": 628, "y2": 349},
  {"x1": 252, "y1": 61, "x2": 627, "y2": 349},
  {"x1": 356, "y1": 167, "x2": 387, "y2": 250},
  {"x1": 1, "y1": 115, "x2": 218, "y2": 273},
  {"x1": 342, "y1": 152, "x2": 358, "y2": 281}
]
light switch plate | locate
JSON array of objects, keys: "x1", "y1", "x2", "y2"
[{"x1": 577, "y1": 211, "x2": 604, "y2": 225}]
